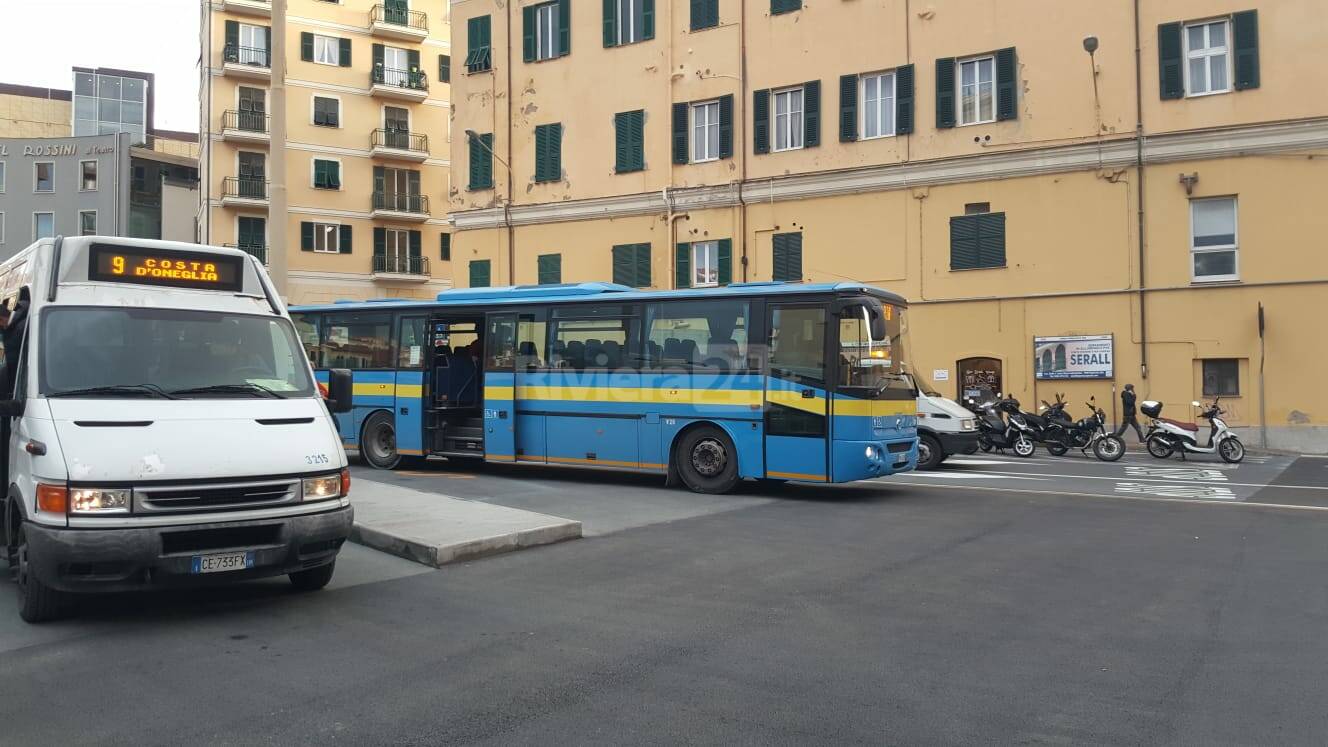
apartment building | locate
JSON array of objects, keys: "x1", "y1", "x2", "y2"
[
  {"x1": 198, "y1": 0, "x2": 453, "y2": 304},
  {"x1": 446, "y1": 0, "x2": 1328, "y2": 451}
]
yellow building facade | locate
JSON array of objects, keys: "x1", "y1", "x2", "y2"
[
  {"x1": 447, "y1": 0, "x2": 1328, "y2": 452},
  {"x1": 199, "y1": 0, "x2": 454, "y2": 304}
]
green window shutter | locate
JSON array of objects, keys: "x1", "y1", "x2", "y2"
[
  {"x1": 301, "y1": 32, "x2": 314, "y2": 62},
  {"x1": 1158, "y1": 22, "x2": 1183, "y2": 99},
  {"x1": 772, "y1": 231, "x2": 802, "y2": 281},
  {"x1": 470, "y1": 260, "x2": 491, "y2": 288},
  {"x1": 935, "y1": 57, "x2": 956, "y2": 128},
  {"x1": 535, "y1": 124, "x2": 562, "y2": 182},
  {"x1": 614, "y1": 112, "x2": 629, "y2": 172},
  {"x1": 753, "y1": 89, "x2": 770, "y2": 154},
  {"x1": 691, "y1": 0, "x2": 717, "y2": 31},
  {"x1": 839, "y1": 74, "x2": 858, "y2": 142},
  {"x1": 895, "y1": 64, "x2": 915, "y2": 134},
  {"x1": 672, "y1": 102, "x2": 689, "y2": 164},
  {"x1": 642, "y1": 0, "x2": 654, "y2": 40},
  {"x1": 979, "y1": 212, "x2": 1006, "y2": 268},
  {"x1": 717, "y1": 239, "x2": 732, "y2": 286},
  {"x1": 300, "y1": 221, "x2": 314, "y2": 252},
  {"x1": 803, "y1": 80, "x2": 820, "y2": 147},
  {"x1": 603, "y1": 0, "x2": 617, "y2": 47},
  {"x1": 1233, "y1": 10, "x2": 1260, "y2": 90},
  {"x1": 330, "y1": 161, "x2": 340, "y2": 189},
  {"x1": 523, "y1": 5, "x2": 537, "y2": 62},
  {"x1": 480, "y1": 133, "x2": 494, "y2": 187},
  {"x1": 225, "y1": 20, "x2": 239, "y2": 52},
  {"x1": 339, "y1": 37, "x2": 352, "y2": 67},
  {"x1": 407, "y1": 49, "x2": 421, "y2": 74},
  {"x1": 675, "y1": 242, "x2": 690, "y2": 288},
  {"x1": 468, "y1": 136, "x2": 482, "y2": 188},
  {"x1": 630, "y1": 111, "x2": 644, "y2": 170},
  {"x1": 408, "y1": 231, "x2": 422, "y2": 264},
  {"x1": 615, "y1": 111, "x2": 644, "y2": 173},
  {"x1": 313, "y1": 160, "x2": 325, "y2": 188},
  {"x1": 771, "y1": 0, "x2": 800, "y2": 15},
  {"x1": 612, "y1": 244, "x2": 633, "y2": 286},
  {"x1": 439, "y1": 54, "x2": 450, "y2": 83},
  {"x1": 440, "y1": 233, "x2": 451, "y2": 260},
  {"x1": 373, "y1": 43, "x2": 385, "y2": 69},
  {"x1": 373, "y1": 227, "x2": 387, "y2": 258},
  {"x1": 635, "y1": 243, "x2": 651, "y2": 287},
  {"x1": 550, "y1": 124, "x2": 563, "y2": 180},
  {"x1": 557, "y1": 0, "x2": 570, "y2": 56},
  {"x1": 949, "y1": 215, "x2": 978, "y2": 270},
  {"x1": 718, "y1": 94, "x2": 733, "y2": 158},
  {"x1": 538, "y1": 253, "x2": 562, "y2": 284},
  {"x1": 339, "y1": 225, "x2": 353, "y2": 254},
  {"x1": 265, "y1": 25, "x2": 272, "y2": 63},
  {"x1": 373, "y1": 165, "x2": 385, "y2": 197},
  {"x1": 995, "y1": 48, "x2": 1017, "y2": 121}
]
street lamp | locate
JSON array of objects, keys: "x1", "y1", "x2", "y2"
[{"x1": 464, "y1": 130, "x2": 515, "y2": 284}]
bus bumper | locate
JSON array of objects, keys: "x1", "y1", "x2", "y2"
[
  {"x1": 833, "y1": 437, "x2": 918, "y2": 481},
  {"x1": 22, "y1": 505, "x2": 353, "y2": 593}
]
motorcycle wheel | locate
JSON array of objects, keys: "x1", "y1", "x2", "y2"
[
  {"x1": 1094, "y1": 435, "x2": 1125, "y2": 462},
  {"x1": 1218, "y1": 437, "x2": 1245, "y2": 464},
  {"x1": 1013, "y1": 435, "x2": 1036, "y2": 458},
  {"x1": 1146, "y1": 435, "x2": 1174, "y2": 459},
  {"x1": 1047, "y1": 442, "x2": 1069, "y2": 457},
  {"x1": 978, "y1": 438, "x2": 993, "y2": 453}
]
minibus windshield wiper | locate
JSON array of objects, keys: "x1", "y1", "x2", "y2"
[
  {"x1": 170, "y1": 383, "x2": 287, "y2": 399},
  {"x1": 47, "y1": 384, "x2": 180, "y2": 400}
]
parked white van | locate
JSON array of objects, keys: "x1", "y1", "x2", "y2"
[
  {"x1": 0, "y1": 237, "x2": 355, "y2": 622},
  {"x1": 915, "y1": 389, "x2": 979, "y2": 470}
]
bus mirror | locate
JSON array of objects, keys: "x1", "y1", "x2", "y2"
[
  {"x1": 327, "y1": 369, "x2": 354, "y2": 414},
  {"x1": 870, "y1": 312, "x2": 887, "y2": 341}
]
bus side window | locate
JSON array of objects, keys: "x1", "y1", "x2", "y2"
[
  {"x1": 397, "y1": 316, "x2": 426, "y2": 369},
  {"x1": 291, "y1": 312, "x2": 322, "y2": 367}
]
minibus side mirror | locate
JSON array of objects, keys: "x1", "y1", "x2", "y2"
[
  {"x1": 326, "y1": 369, "x2": 354, "y2": 414},
  {"x1": 0, "y1": 399, "x2": 24, "y2": 418}
]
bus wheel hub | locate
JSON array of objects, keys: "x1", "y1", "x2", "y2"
[{"x1": 692, "y1": 439, "x2": 726, "y2": 476}]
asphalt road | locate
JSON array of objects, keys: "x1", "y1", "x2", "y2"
[{"x1": 1, "y1": 453, "x2": 1326, "y2": 744}]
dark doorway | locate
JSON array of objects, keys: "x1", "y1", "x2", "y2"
[{"x1": 957, "y1": 356, "x2": 1003, "y2": 404}]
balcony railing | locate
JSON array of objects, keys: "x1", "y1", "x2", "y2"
[
  {"x1": 371, "y1": 65, "x2": 428, "y2": 91},
  {"x1": 225, "y1": 243, "x2": 268, "y2": 264},
  {"x1": 371, "y1": 128, "x2": 428, "y2": 152},
  {"x1": 223, "y1": 177, "x2": 268, "y2": 200},
  {"x1": 371, "y1": 4, "x2": 428, "y2": 31},
  {"x1": 223, "y1": 109, "x2": 270, "y2": 133},
  {"x1": 372, "y1": 192, "x2": 428, "y2": 214},
  {"x1": 374, "y1": 254, "x2": 430, "y2": 275},
  {"x1": 223, "y1": 43, "x2": 271, "y2": 68}
]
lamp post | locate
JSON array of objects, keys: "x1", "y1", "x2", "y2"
[{"x1": 465, "y1": 129, "x2": 515, "y2": 285}]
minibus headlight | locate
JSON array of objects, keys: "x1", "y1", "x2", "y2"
[
  {"x1": 302, "y1": 474, "x2": 342, "y2": 501},
  {"x1": 69, "y1": 488, "x2": 131, "y2": 514},
  {"x1": 961, "y1": 418, "x2": 977, "y2": 431}
]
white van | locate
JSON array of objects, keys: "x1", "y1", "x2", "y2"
[
  {"x1": 0, "y1": 237, "x2": 355, "y2": 622},
  {"x1": 915, "y1": 390, "x2": 979, "y2": 469}
]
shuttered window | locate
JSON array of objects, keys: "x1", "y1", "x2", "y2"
[
  {"x1": 537, "y1": 253, "x2": 562, "y2": 284},
  {"x1": 470, "y1": 259, "x2": 492, "y2": 288},
  {"x1": 465, "y1": 15, "x2": 493, "y2": 73},
  {"x1": 612, "y1": 243, "x2": 651, "y2": 287},
  {"x1": 937, "y1": 49, "x2": 1016, "y2": 126},
  {"x1": 440, "y1": 233, "x2": 451, "y2": 261},
  {"x1": 439, "y1": 54, "x2": 451, "y2": 83},
  {"x1": 313, "y1": 96, "x2": 339, "y2": 127},
  {"x1": 614, "y1": 110, "x2": 645, "y2": 173},
  {"x1": 770, "y1": 0, "x2": 800, "y2": 15},
  {"x1": 312, "y1": 159, "x2": 340, "y2": 189},
  {"x1": 524, "y1": 0, "x2": 569, "y2": 62},
  {"x1": 690, "y1": 0, "x2": 718, "y2": 31},
  {"x1": 534, "y1": 123, "x2": 563, "y2": 183},
  {"x1": 771, "y1": 232, "x2": 802, "y2": 281},
  {"x1": 468, "y1": 132, "x2": 494, "y2": 190},
  {"x1": 678, "y1": 239, "x2": 732, "y2": 287},
  {"x1": 949, "y1": 212, "x2": 1006, "y2": 270},
  {"x1": 604, "y1": 0, "x2": 655, "y2": 47}
]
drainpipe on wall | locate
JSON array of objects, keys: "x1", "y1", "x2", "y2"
[
  {"x1": 737, "y1": 0, "x2": 749, "y2": 282},
  {"x1": 1133, "y1": 0, "x2": 1149, "y2": 380},
  {"x1": 269, "y1": 0, "x2": 289, "y2": 297},
  {"x1": 505, "y1": 2, "x2": 516, "y2": 285}
]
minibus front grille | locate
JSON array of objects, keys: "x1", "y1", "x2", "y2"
[{"x1": 135, "y1": 479, "x2": 299, "y2": 513}]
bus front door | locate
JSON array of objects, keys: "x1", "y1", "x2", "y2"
[
  {"x1": 483, "y1": 313, "x2": 517, "y2": 462},
  {"x1": 763, "y1": 304, "x2": 830, "y2": 482}
]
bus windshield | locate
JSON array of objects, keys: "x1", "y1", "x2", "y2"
[
  {"x1": 838, "y1": 302, "x2": 912, "y2": 398},
  {"x1": 40, "y1": 307, "x2": 316, "y2": 399}
]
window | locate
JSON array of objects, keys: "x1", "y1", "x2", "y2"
[
  {"x1": 313, "y1": 96, "x2": 340, "y2": 127},
  {"x1": 323, "y1": 314, "x2": 393, "y2": 369},
  {"x1": 76, "y1": 160, "x2": 98, "y2": 191},
  {"x1": 772, "y1": 232, "x2": 802, "y2": 281},
  {"x1": 615, "y1": 110, "x2": 645, "y2": 173},
  {"x1": 440, "y1": 233, "x2": 451, "y2": 261},
  {"x1": 645, "y1": 300, "x2": 750, "y2": 371},
  {"x1": 692, "y1": 240, "x2": 720, "y2": 288},
  {"x1": 292, "y1": 313, "x2": 321, "y2": 367},
  {"x1": 690, "y1": 0, "x2": 718, "y2": 30},
  {"x1": 468, "y1": 132, "x2": 494, "y2": 189},
  {"x1": 527, "y1": 1, "x2": 563, "y2": 61},
  {"x1": 537, "y1": 253, "x2": 562, "y2": 284},
  {"x1": 397, "y1": 316, "x2": 427, "y2": 369},
  {"x1": 965, "y1": 202, "x2": 990, "y2": 215},
  {"x1": 313, "y1": 222, "x2": 341, "y2": 253},
  {"x1": 0, "y1": 213, "x2": 6, "y2": 244},
  {"x1": 73, "y1": 71, "x2": 148, "y2": 144},
  {"x1": 773, "y1": 88, "x2": 804, "y2": 151},
  {"x1": 1202, "y1": 359, "x2": 1239, "y2": 397},
  {"x1": 610, "y1": 0, "x2": 652, "y2": 46},
  {"x1": 770, "y1": 0, "x2": 800, "y2": 15},
  {"x1": 768, "y1": 306, "x2": 826, "y2": 385},
  {"x1": 313, "y1": 34, "x2": 341, "y2": 65},
  {"x1": 466, "y1": 15, "x2": 493, "y2": 73},
  {"x1": 0, "y1": 161, "x2": 6, "y2": 192},
  {"x1": 237, "y1": 216, "x2": 266, "y2": 255},
  {"x1": 534, "y1": 123, "x2": 562, "y2": 183},
  {"x1": 383, "y1": 228, "x2": 411, "y2": 269},
  {"x1": 1191, "y1": 197, "x2": 1238, "y2": 281},
  {"x1": 1185, "y1": 19, "x2": 1230, "y2": 96},
  {"x1": 375, "y1": 165, "x2": 421, "y2": 211},
  {"x1": 239, "y1": 23, "x2": 269, "y2": 66},
  {"x1": 79, "y1": 210, "x2": 97, "y2": 236},
  {"x1": 691, "y1": 101, "x2": 720, "y2": 163},
  {"x1": 958, "y1": 56, "x2": 995, "y2": 125},
  {"x1": 612, "y1": 243, "x2": 651, "y2": 287},
  {"x1": 860, "y1": 71, "x2": 895, "y2": 139},
  {"x1": 469, "y1": 259, "x2": 491, "y2": 287},
  {"x1": 439, "y1": 54, "x2": 451, "y2": 83},
  {"x1": 949, "y1": 211, "x2": 1006, "y2": 270},
  {"x1": 382, "y1": 46, "x2": 411, "y2": 86},
  {"x1": 33, "y1": 212, "x2": 54, "y2": 241},
  {"x1": 34, "y1": 162, "x2": 54, "y2": 192},
  {"x1": 313, "y1": 159, "x2": 341, "y2": 190},
  {"x1": 549, "y1": 310, "x2": 640, "y2": 370}
]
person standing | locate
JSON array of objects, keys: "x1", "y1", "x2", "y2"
[{"x1": 1115, "y1": 383, "x2": 1145, "y2": 442}]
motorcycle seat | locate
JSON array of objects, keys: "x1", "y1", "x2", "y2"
[{"x1": 1161, "y1": 417, "x2": 1199, "y2": 431}]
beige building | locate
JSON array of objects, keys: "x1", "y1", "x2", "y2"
[
  {"x1": 199, "y1": 0, "x2": 453, "y2": 304},
  {"x1": 447, "y1": 0, "x2": 1328, "y2": 452}
]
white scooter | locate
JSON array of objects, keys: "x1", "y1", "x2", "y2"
[{"x1": 1141, "y1": 398, "x2": 1245, "y2": 464}]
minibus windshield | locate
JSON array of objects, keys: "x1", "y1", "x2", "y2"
[{"x1": 40, "y1": 307, "x2": 316, "y2": 399}]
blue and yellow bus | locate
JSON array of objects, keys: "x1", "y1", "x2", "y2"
[{"x1": 291, "y1": 282, "x2": 917, "y2": 493}]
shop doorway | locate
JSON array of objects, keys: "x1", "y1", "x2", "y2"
[{"x1": 957, "y1": 357, "x2": 1003, "y2": 405}]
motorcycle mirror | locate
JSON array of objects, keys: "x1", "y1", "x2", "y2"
[{"x1": 1191, "y1": 401, "x2": 1201, "y2": 407}]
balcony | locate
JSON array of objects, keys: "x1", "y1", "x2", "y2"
[
  {"x1": 370, "y1": 66, "x2": 428, "y2": 101},
  {"x1": 221, "y1": 110, "x2": 270, "y2": 145},
  {"x1": 221, "y1": 177, "x2": 269, "y2": 208},
  {"x1": 369, "y1": 4, "x2": 428, "y2": 42},
  {"x1": 219, "y1": 0, "x2": 270, "y2": 17},
  {"x1": 373, "y1": 254, "x2": 431, "y2": 281},
  {"x1": 222, "y1": 44, "x2": 271, "y2": 80},
  {"x1": 224, "y1": 243, "x2": 268, "y2": 264},
  {"x1": 371, "y1": 192, "x2": 429, "y2": 221},
  {"x1": 370, "y1": 128, "x2": 429, "y2": 162}
]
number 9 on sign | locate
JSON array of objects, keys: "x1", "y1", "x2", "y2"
[{"x1": 112, "y1": 255, "x2": 125, "y2": 275}]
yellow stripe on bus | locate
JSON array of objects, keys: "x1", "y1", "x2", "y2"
[
  {"x1": 767, "y1": 470, "x2": 828, "y2": 481},
  {"x1": 350, "y1": 383, "x2": 423, "y2": 398},
  {"x1": 766, "y1": 388, "x2": 827, "y2": 415},
  {"x1": 832, "y1": 399, "x2": 916, "y2": 417},
  {"x1": 483, "y1": 385, "x2": 763, "y2": 407}
]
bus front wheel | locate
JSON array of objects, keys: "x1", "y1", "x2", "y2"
[
  {"x1": 675, "y1": 426, "x2": 739, "y2": 495},
  {"x1": 360, "y1": 411, "x2": 401, "y2": 470}
]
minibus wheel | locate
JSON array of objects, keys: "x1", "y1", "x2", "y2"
[
  {"x1": 289, "y1": 561, "x2": 335, "y2": 591},
  {"x1": 360, "y1": 411, "x2": 401, "y2": 470},
  {"x1": 675, "y1": 426, "x2": 739, "y2": 494},
  {"x1": 15, "y1": 524, "x2": 66, "y2": 623}
]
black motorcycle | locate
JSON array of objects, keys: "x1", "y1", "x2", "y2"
[
  {"x1": 1022, "y1": 393, "x2": 1074, "y2": 456},
  {"x1": 1042, "y1": 397, "x2": 1125, "y2": 462},
  {"x1": 975, "y1": 396, "x2": 1037, "y2": 458}
]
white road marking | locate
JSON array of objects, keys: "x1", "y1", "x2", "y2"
[
  {"x1": 1124, "y1": 466, "x2": 1229, "y2": 482},
  {"x1": 1114, "y1": 482, "x2": 1238, "y2": 500},
  {"x1": 908, "y1": 472, "x2": 1049, "y2": 481},
  {"x1": 885, "y1": 480, "x2": 1328, "y2": 513},
  {"x1": 931, "y1": 468, "x2": 1326, "y2": 491}
]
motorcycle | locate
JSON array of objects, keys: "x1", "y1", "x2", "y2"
[
  {"x1": 975, "y1": 395, "x2": 1038, "y2": 458},
  {"x1": 1022, "y1": 393, "x2": 1074, "y2": 456},
  {"x1": 1042, "y1": 397, "x2": 1125, "y2": 462},
  {"x1": 1142, "y1": 398, "x2": 1245, "y2": 463}
]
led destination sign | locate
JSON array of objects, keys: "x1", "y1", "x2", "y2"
[{"x1": 88, "y1": 244, "x2": 244, "y2": 292}]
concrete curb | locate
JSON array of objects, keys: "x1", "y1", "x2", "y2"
[{"x1": 349, "y1": 518, "x2": 583, "y2": 568}]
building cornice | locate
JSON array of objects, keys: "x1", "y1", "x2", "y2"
[{"x1": 450, "y1": 118, "x2": 1328, "y2": 231}]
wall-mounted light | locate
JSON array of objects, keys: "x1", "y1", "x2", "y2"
[{"x1": 1179, "y1": 172, "x2": 1200, "y2": 195}]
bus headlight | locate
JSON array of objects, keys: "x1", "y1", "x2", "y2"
[
  {"x1": 70, "y1": 488, "x2": 131, "y2": 514},
  {"x1": 302, "y1": 474, "x2": 343, "y2": 501}
]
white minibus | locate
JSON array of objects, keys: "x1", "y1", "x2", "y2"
[{"x1": 0, "y1": 236, "x2": 354, "y2": 622}]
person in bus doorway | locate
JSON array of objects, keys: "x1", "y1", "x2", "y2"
[
  {"x1": 0, "y1": 288, "x2": 31, "y2": 399},
  {"x1": 1114, "y1": 383, "x2": 1145, "y2": 442}
]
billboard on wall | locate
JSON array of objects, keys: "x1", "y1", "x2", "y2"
[{"x1": 1034, "y1": 335, "x2": 1114, "y2": 380}]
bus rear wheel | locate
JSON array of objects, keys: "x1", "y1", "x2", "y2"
[
  {"x1": 675, "y1": 426, "x2": 739, "y2": 495},
  {"x1": 360, "y1": 411, "x2": 401, "y2": 470}
]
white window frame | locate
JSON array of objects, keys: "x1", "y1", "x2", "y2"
[
  {"x1": 310, "y1": 157, "x2": 342, "y2": 190},
  {"x1": 238, "y1": 23, "x2": 269, "y2": 65},
  {"x1": 80, "y1": 160, "x2": 98, "y2": 191},
  {"x1": 860, "y1": 70, "x2": 896, "y2": 140},
  {"x1": 0, "y1": 212, "x2": 5, "y2": 244},
  {"x1": 1183, "y1": 18, "x2": 1232, "y2": 98},
  {"x1": 1190, "y1": 196, "x2": 1239, "y2": 283},
  {"x1": 957, "y1": 55, "x2": 996, "y2": 126},
  {"x1": 32, "y1": 212, "x2": 54, "y2": 241},
  {"x1": 33, "y1": 162, "x2": 54, "y2": 193},
  {"x1": 0, "y1": 161, "x2": 6, "y2": 193},
  {"x1": 312, "y1": 222, "x2": 341, "y2": 253},
  {"x1": 773, "y1": 87, "x2": 804, "y2": 152},
  {"x1": 79, "y1": 210, "x2": 97, "y2": 236},
  {"x1": 617, "y1": 0, "x2": 640, "y2": 45},
  {"x1": 535, "y1": 2, "x2": 560, "y2": 61},
  {"x1": 384, "y1": 45, "x2": 409, "y2": 86},
  {"x1": 313, "y1": 34, "x2": 341, "y2": 66},
  {"x1": 691, "y1": 240, "x2": 719, "y2": 288},
  {"x1": 385, "y1": 227, "x2": 411, "y2": 268},
  {"x1": 690, "y1": 100, "x2": 720, "y2": 163},
  {"x1": 310, "y1": 94, "x2": 341, "y2": 127}
]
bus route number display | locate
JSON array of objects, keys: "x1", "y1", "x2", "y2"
[{"x1": 88, "y1": 244, "x2": 244, "y2": 292}]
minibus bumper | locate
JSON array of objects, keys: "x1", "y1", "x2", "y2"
[
  {"x1": 23, "y1": 504, "x2": 353, "y2": 593},
  {"x1": 937, "y1": 431, "x2": 980, "y2": 456}
]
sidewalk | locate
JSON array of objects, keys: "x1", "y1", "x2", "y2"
[{"x1": 348, "y1": 478, "x2": 582, "y2": 568}]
